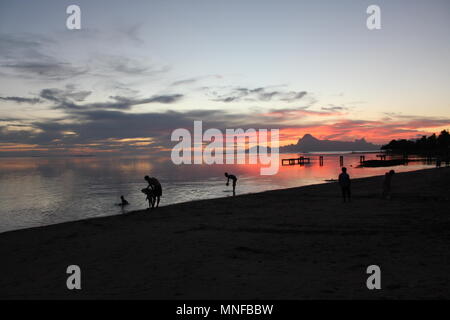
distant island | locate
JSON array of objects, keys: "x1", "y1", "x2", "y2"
[{"x1": 279, "y1": 134, "x2": 380, "y2": 153}]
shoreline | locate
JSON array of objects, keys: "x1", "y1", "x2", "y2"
[
  {"x1": 1, "y1": 167, "x2": 450, "y2": 299},
  {"x1": 0, "y1": 166, "x2": 436, "y2": 236}
]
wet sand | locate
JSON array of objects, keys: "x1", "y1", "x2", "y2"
[{"x1": 1, "y1": 167, "x2": 450, "y2": 299}]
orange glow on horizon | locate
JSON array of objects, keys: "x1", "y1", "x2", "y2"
[{"x1": 1, "y1": 124, "x2": 449, "y2": 154}]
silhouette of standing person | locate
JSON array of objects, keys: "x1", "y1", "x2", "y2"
[
  {"x1": 225, "y1": 172, "x2": 237, "y2": 196},
  {"x1": 382, "y1": 170, "x2": 395, "y2": 199},
  {"x1": 338, "y1": 167, "x2": 351, "y2": 202},
  {"x1": 145, "y1": 175, "x2": 162, "y2": 208}
]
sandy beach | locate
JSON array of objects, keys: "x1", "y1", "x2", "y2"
[{"x1": 1, "y1": 167, "x2": 449, "y2": 299}]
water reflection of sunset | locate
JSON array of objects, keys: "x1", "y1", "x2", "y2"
[{"x1": 0, "y1": 153, "x2": 438, "y2": 233}]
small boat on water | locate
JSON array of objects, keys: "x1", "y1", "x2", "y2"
[{"x1": 359, "y1": 159, "x2": 407, "y2": 167}]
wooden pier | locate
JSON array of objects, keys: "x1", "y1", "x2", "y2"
[
  {"x1": 281, "y1": 153, "x2": 395, "y2": 167},
  {"x1": 282, "y1": 156, "x2": 311, "y2": 166}
]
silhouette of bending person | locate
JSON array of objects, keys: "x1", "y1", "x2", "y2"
[
  {"x1": 338, "y1": 167, "x2": 351, "y2": 202},
  {"x1": 382, "y1": 170, "x2": 395, "y2": 199},
  {"x1": 144, "y1": 175, "x2": 162, "y2": 208},
  {"x1": 225, "y1": 172, "x2": 237, "y2": 196}
]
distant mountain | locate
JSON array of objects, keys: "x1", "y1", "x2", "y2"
[{"x1": 280, "y1": 134, "x2": 380, "y2": 152}]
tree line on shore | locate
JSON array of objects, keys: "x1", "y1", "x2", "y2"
[{"x1": 381, "y1": 130, "x2": 450, "y2": 155}]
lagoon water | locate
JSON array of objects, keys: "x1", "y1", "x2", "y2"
[{"x1": 0, "y1": 153, "x2": 435, "y2": 233}]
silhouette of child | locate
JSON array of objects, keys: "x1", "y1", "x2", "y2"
[
  {"x1": 141, "y1": 188, "x2": 154, "y2": 209},
  {"x1": 120, "y1": 195, "x2": 129, "y2": 206},
  {"x1": 225, "y1": 172, "x2": 237, "y2": 195},
  {"x1": 338, "y1": 167, "x2": 351, "y2": 202},
  {"x1": 115, "y1": 195, "x2": 129, "y2": 208},
  {"x1": 382, "y1": 170, "x2": 395, "y2": 199}
]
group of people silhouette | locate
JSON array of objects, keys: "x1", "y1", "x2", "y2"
[
  {"x1": 141, "y1": 176, "x2": 163, "y2": 209},
  {"x1": 118, "y1": 166, "x2": 396, "y2": 209},
  {"x1": 338, "y1": 167, "x2": 396, "y2": 202},
  {"x1": 117, "y1": 172, "x2": 238, "y2": 210}
]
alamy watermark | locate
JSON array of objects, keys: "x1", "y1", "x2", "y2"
[
  {"x1": 367, "y1": 5, "x2": 381, "y2": 30},
  {"x1": 66, "y1": 4, "x2": 381, "y2": 31},
  {"x1": 366, "y1": 265, "x2": 381, "y2": 290},
  {"x1": 66, "y1": 265, "x2": 81, "y2": 290},
  {"x1": 171, "y1": 121, "x2": 280, "y2": 175},
  {"x1": 66, "y1": 5, "x2": 81, "y2": 30}
]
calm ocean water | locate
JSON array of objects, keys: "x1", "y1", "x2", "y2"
[{"x1": 0, "y1": 153, "x2": 434, "y2": 233}]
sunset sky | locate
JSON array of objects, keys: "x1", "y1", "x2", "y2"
[{"x1": 0, "y1": 0, "x2": 449, "y2": 155}]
